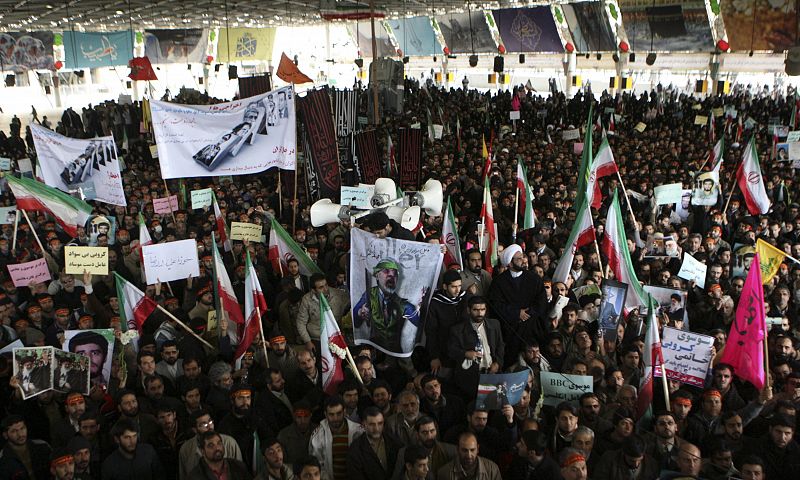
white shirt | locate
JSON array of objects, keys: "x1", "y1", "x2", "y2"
[{"x1": 471, "y1": 321, "x2": 492, "y2": 369}]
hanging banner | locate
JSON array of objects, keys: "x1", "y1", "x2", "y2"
[
  {"x1": 347, "y1": 21, "x2": 395, "y2": 57},
  {"x1": 0, "y1": 32, "x2": 54, "y2": 71},
  {"x1": 387, "y1": 16, "x2": 442, "y2": 56},
  {"x1": 355, "y1": 130, "x2": 382, "y2": 184},
  {"x1": 63, "y1": 31, "x2": 134, "y2": 68},
  {"x1": 721, "y1": 1, "x2": 796, "y2": 51},
  {"x1": 494, "y1": 7, "x2": 564, "y2": 53},
  {"x1": 151, "y1": 85, "x2": 296, "y2": 179},
  {"x1": 299, "y1": 89, "x2": 340, "y2": 202},
  {"x1": 562, "y1": 2, "x2": 616, "y2": 51},
  {"x1": 30, "y1": 124, "x2": 126, "y2": 206},
  {"x1": 144, "y1": 29, "x2": 209, "y2": 64},
  {"x1": 217, "y1": 28, "x2": 277, "y2": 63},
  {"x1": 398, "y1": 127, "x2": 423, "y2": 191},
  {"x1": 434, "y1": 12, "x2": 496, "y2": 53},
  {"x1": 350, "y1": 228, "x2": 443, "y2": 357},
  {"x1": 620, "y1": 2, "x2": 713, "y2": 52}
]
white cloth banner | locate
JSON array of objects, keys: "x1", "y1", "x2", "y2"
[
  {"x1": 142, "y1": 239, "x2": 200, "y2": 284},
  {"x1": 151, "y1": 86, "x2": 297, "y2": 179},
  {"x1": 30, "y1": 124, "x2": 126, "y2": 206},
  {"x1": 349, "y1": 228, "x2": 443, "y2": 357}
]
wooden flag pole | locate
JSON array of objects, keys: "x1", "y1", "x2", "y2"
[
  {"x1": 20, "y1": 210, "x2": 45, "y2": 254},
  {"x1": 156, "y1": 303, "x2": 216, "y2": 351},
  {"x1": 255, "y1": 305, "x2": 270, "y2": 368},
  {"x1": 512, "y1": 186, "x2": 519, "y2": 242},
  {"x1": 11, "y1": 209, "x2": 19, "y2": 251},
  {"x1": 162, "y1": 179, "x2": 178, "y2": 226}
]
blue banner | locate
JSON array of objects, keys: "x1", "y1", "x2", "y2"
[
  {"x1": 495, "y1": 7, "x2": 563, "y2": 53},
  {"x1": 63, "y1": 31, "x2": 133, "y2": 68},
  {"x1": 387, "y1": 16, "x2": 441, "y2": 57}
]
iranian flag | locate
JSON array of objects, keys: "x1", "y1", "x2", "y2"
[
  {"x1": 234, "y1": 251, "x2": 268, "y2": 360},
  {"x1": 607, "y1": 113, "x2": 615, "y2": 136},
  {"x1": 268, "y1": 218, "x2": 322, "y2": 276},
  {"x1": 552, "y1": 198, "x2": 595, "y2": 284},
  {"x1": 575, "y1": 104, "x2": 594, "y2": 209},
  {"x1": 737, "y1": 138, "x2": 771, "y2": 215},
  {"x1": 441, "y1": 197, "x2": 463, "y2": 269},
  {"x1": 709, "y1": 137, "x2": 724, "y2": 172},
  {"x1": 516, "y1": 162, "x2": 535, "y2": 230},
  {"x1": 138, "y1": 213, "x2": 152, "y2": 249},
  {"x1": 603, "y1": 191, "x2": 649, "y2": 311},
  {"x1": 114, "y1": 272, "x2": 157, "y2": 333},
  {"x1": 480, "y1": 176, "x2": 498, "y2": 274},
  {"x1": 481, "y1": 135, "x2": 491, "y2": 181},
  {"x1": 211, "y1": 233, "x2": 244, "y2": 328},
  {"x1": 638, "y1": 294, "x2": 663, "y2": 419},
  {"x1": 6, "y1": 175, "x2": 92, "y2": 237},
  {"x1": 320, "y1": 292, "x2": 348, "y2": 395},
  {"x1": 586, "y1": 138, "x2": 619, "y2": 210},
  {"x1": 212, "y1": 194, "x2": 231, "y2": 252}
]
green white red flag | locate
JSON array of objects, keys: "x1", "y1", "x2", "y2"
[
  {"x1": 114, "y1": 272, "x2": 157, "y2": 333},
  {"x1": 320, "y1": 292, "x2": 348, "y2": 395},
  {"x1": 268, "y1": 217, "x2": 322, "y2": 276},
  {"x1": 6, "y1": 175, "x2": 92, "y2": 238},
  {"x1": 234, "y1": 251, "x2": 268, "y2": 360}
]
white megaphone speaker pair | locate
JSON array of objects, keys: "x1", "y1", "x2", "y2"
[
  {"x1": 385, "y1": 205, "x2": 421, "y2": 231},
  {"x1": 310, "y1": 199, "x2": 351, "y2": 227},
  {"x1": 410, "y1": 179, "x2": 443, "y2": 216},
  {"x1": 372, "y1": 178, "x2": 399, "y2": 207}
]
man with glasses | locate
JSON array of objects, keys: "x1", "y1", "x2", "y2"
[{"x1": 178, "y1": 409, "x2": 242, "y2": 479}]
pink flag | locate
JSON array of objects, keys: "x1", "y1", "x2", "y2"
[{"x1": 719, "y1": 253, "x2": 766, "y2": 389}]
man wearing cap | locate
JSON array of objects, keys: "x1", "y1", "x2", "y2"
[
  {"x1": 46, "y1": 305, "x2": 74, "y2": 348},
  {"x1": 49, "y1": 448, "x2": 76, "y2": 480},
  {"x1": 217, "y1": 383, "x2": 275, "y2": 474},
  {"x1": 67, "y1": 435, "x2": 95, "y2": 480},
  {"x1": 52, "y1": 391, "x2": 88, "y2": 447},
  {"x1": 488, "y1": 243, "x2": 548, "y2": 366},
  {"x1": 296, "y1": 273, "x2": 350, "y2": 354},
  {"x1": 354, "y1": 258, "x2": 421, "y2": 353},
  {"x1": 0, "y1": 415, "x2": 52, "y2": 479},
  {"x1": 426, "y1": 270, "x2": 471, "y2": 375}
]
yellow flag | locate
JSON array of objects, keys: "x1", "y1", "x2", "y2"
[
  {"x1": 755, "y1": 238, "x2": 786, "y2": 284},
  {"x1": 482, "y1": 135, "x2": 488, "y2": 159}
]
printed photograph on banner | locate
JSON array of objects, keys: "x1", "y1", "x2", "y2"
[
  {"x1": 475, "y1": 371, "x2": 530, "y2": 410},
  {"x1": 644, "y1": 285, "x2": 689, "y2": 327},
  {"x1": 13, "y1": 346, "x2": 54, "y2": 400},
  {"x1": 144, "y1": 29, "x2": 209, "y2": 64},
  {"x1": 0, "y1": 32, "x2": 55, "y2": 70},
  {"x1": 644, "y1": 234, "x2": 680, "y2": 259},
  {"x1": 349, "y1": 228, "x2": 443, "y2": 357},
  {"x1": 691, "y1": 170, "x2": 720, "y2": 206},
  {"x1": 63, "y1": 329, "x2": 115, "y2": 387},
  {"x1": 30, "y1": 124, "x2": 126, "y2": 206},
  {"x1": 676, "y1": 190, "x2": 692, "y2": 221},
  {"x1": 777, "y1": 143, "x2": 790, "y2": 162},
  {"x1": 731, "y1": 244, "x2": 756, "y2": 278},
  {"x1": 151, "y1": 86, "x2": 296, "y2": 179},
  {"x1": 86, "y1": 215, "x2": 116, "y2": 246},
  {"x1": 598, "y1": 280, "x2": 627, "y2": 340},
  {"x1": 52, "y1": 350, "x2": 91, "y2": 395}
]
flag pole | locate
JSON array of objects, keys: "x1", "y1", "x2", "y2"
[
  {"x1": 344, "y1": 346, "x2": 363, "y2": 385},
  {"x1": 512, "y1": 186, "x2": 519, "y2": 242},
  {"x1": 255, "y1": 305, "x2": 270, "y2": 368},
  {"x1": 615, "y1": 172, "x2": 639, "y2": 227},
  {"x1": 722, "y1": 164, "x2": 741, "y2": 216},
  {"x1": 20, "y1": 210, "x2": 45, "y2": 254},
  {"x1": 162, "y1": 179, "x2": 178, "y2": 226},
  {"x1": 11, "y1": 208, "x2": 19, "y2": 251},
  {"x1": 292, "y1": 82, "x2": 299, "y2": 235},
  {"x1": 156, "y1": 303, "x2": 216, "y2": 351}
]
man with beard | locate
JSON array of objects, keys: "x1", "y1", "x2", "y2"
[
  {"x1": 488, "y1": 244, "x2": 547, "y2": 366},
  {"x1": 346, "y1": 407, "x2": 402, "y2": 480},
  {"x1": 461, "y1": 248, "x2": 492, "y2": 297},
  {"x1": 385, "y1": 390, "x2": 421, "y2": 447},
  {"x1": 266, "y1": 333, "x2": 299, "y2": 380},
  {"x1": 256, "y1": 368, "x2": 293, "y2": 432},
  {"x1": 188, "y1": 285, "x2": 215, "y2": 326},
  {"x1": 437, "y1": 432, "x2": 501, "y2": 480},
  {"x1": 0, "y1": 416, "x2": 52, "y2": 479},
  {"x1": 392, "y1": 416, "x2": 456, "y2": 479},
  {"x1": 217, "y1": 383, "x2": 274, "y2": 474},
  {"x1": 49, "y1": 448, "x2": 77, "y2": 480},
  {"x1": 309, "y1": 396, "x2": 364, "y2": 480},
  {"x1": 189, "y1": 431, "x2": 251, "y2": 479},
  {"x1": 101, "y1": 419, "x2": 164, "y2": 479},
  {"x1": 508, "y1": 429, "x2": 561, "y2": 480},
  {"x1": 718, "y1": 412, "x2": 746, "y2": 455},
  {"x1": 418, "y1": 374, "x2": 465, "y2": 435},
  {"x1": 287, "y1": 349, "x2": 323, "y2": 405},
  {"x1": 149, "y1": 402, "x2": 187, "y2": 479},
  {"x1": 66, "y1": 332, "x2": 108, "y2": 386},
  {"x1": 448, "y1": 296, "x2": 504, "y2": 398},
  {"x1": 738, "y1": 413, "x2": 800, "y2": 479},
  {"x1": 178, "y1": 410, "x2": 242, "y2": 479},
  {"x1": 67, "y1": 436, "x2": 97, "y2": 480},
  {"x1": 643, "y1": 411, "x2": 683, "y2": 471},
  {"x1": 155, "y1": 340, "x2": 183, "y2": 390},
  {"x1": 278, "y1": 403, "x2": 318, "y2": 466},
  {"x1": 296, "y1": 274, "x2": 350, "y2": 354},
  {"x1": 593, "y1": 433, "x2": 658, "y2": 480},
  {"x1": 113, "y1": 389, "x2": 159, "y2": 444},
  {"x1": 52, "y1": 391, "x2": 88, "y2": 447},
  {"x1": 426, "y1": 270, "x2": 471, "y2": 375},
  {"x1": 578, "y1": 393, "x2": 611, "y2": 436},
  {"x1": 255, "y1": 438, "x2": 292, "y2": 480}
]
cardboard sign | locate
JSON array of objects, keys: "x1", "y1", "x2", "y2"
[
  {"x1": 654, "y1": 183, "x2": 683, "y2": 205},
  {"x1": 787, "y1": 131, "x2": 800, "y2": 143},
  {"x1": 149, "y1": 145, "x2": 159, "y2": 158},
  {"x1": 0, "y1": 158, "x2": 11, "y2": 170},
  {"x1": 340, "y1": 185, "x2": 375, "y2": 209},
  {"x1": 153, "y1": 195, "x2": 179, "y2": 214},
  {"x1": 17, "y1": 158, "x2": 32, "y2": 174},
  {"x1": 561, "y1": 129, "x2": 580, "y2": 141},
  {"x1": 190, "y1": 188, "x2": 214, "y2": 209},
  {"x1": 712, "y1": 108, "x2": 724, "y2": 117},
  {"x1": 634, "y1": 122, "x2": 647, "y2": 133},
  {"x1": 573, "y1": 142, "x2": 584, "y2": 155},
  {"x1": 677, "y1": 253, "x2": 707, "y2": 289},
  {"x1": 694, "y1": 115, "x2": 708, "y2": 126},
  {"x1": 65, "y1": 246, "x2": 109, "y2": 275},
  {"x1": 8, "y1": 258, "x2": 51, "y2": 287},
  {"x1": 0, "y1": 206, "x2": 17, "y2": 225},
  {"x1": 540, "y1": 372, "x2": 593, "y2": 406},
  {"x1": 142, "y1": 239, "x2": 200, "y2": 284},
  {"x1": 659, "y1": 327, "x2": 714, "y2": 387},
  {"x1": 230, "y1": 222, "x2": 263, "y2": 242},
  {"x1": 433, "y1": 125, "x2": 444, "y2": 139},
  {"x1": 509, "y1": 111, "x2": 520, "y2": 121}
]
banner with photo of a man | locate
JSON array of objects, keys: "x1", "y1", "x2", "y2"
[
  {"x1": 598, "y1": 279, "x2": 627, "y2": 340},
  {"x1": 151, "y1": 85, "x2": 296, "y2": 179},
  {"x1": 13, "y1": 347, "x2": 53, "y2": 399},
  {"x1": 30, "y1": 124, "x2": 126, "y2": 206},
  {"x1": 52, "y1": 350, "x2": 91, "y2": 395},
  {"x1": 475, "y1": 370, "x2": 529, "y2": 410},
  {"x1": 63, "y1": 329, "x2": 115, "y2": 387},
  {"x1": 350, "y1": 228, "x2": 443, "y2": 357}
]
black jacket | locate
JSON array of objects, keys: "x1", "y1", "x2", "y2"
[
  {"x1": 506, "y1": 454, "x2": 561, "y2": 480},
  {"x1": 100, "y1": 444, "x2": 165, "y2": 480},
  {"x1": 346, "y1": 432, "x2": 402, "y2": 480},
  {"x1": 488, "y1": 270, "x2": 548, "y2": 365},
  {"x1": 0, "y1": 440, "x2": 52, "y2": 480},
  {"x1": 425, "y1": 290, "x2": 471, "y2": 366},
  {"x1": 447, "y1": 318, "x2": 505, "y2": 370}
]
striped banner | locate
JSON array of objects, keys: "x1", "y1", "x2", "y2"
[
  {"x1": 355, "y1": 129, "x2": 381, "y2": 184},
  {"x1": 398, "y1": 128, "x2": 423, "y2": 190}
]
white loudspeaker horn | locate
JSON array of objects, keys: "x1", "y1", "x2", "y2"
[
  {"x1": 372, "y1": 178, "x2": 399, "y2": 207},
  {"x1": 386, "y1": 205, "x2": 421, "y2": 231},
  {"x1": 310, "y1": 199, "x2": 350, "y2": 227},
  {"x1": 412, "y1": 179, "x2": 443, "y2": 216}
]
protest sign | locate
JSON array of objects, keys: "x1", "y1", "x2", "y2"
[
  {"x1": 151, "y1": 86, "x2": 296, "y2": 179},
  {"x1": 433, "y1": 125, "x2": 444, "y2": 139},
  {"x1": 509, "y1": 111, "x2": 520, "y2": 120},
  {"x1": 694, "y1": 115, "x2": 708, "y2": 125},
  {"x1": 644, "y1": 285, "x2": 689, "y2": 326},
  {"x1": 230, "y1": 222, "x2": 263, "y2": 242},
  {"x1": 30, "y1": 124, "x2": 126, "y2": 206},
  {"x1": 654, "y1": 183, "x2": 683, "y2": 205},
  {"x1": 634, "y1": 122, "x2": 646, "y2": 133},
  {"x1": 659, "y1": 327, "x2": 714, "y2": 387},
  {"x1": 561, "y1": 129, "x2": 580, "y2": 141},
  {"x1": 678, "y1": 254, "x2": 707, "y2": 288},
  {"x1": 777, "y1": 143, "x2": 790, "y2": 161},
  {"x1": 787, "y1": 131, "x2": 800, "y2": 142},
  {"x1": 13, "y1": 347, "x2": 54, "y2": 400},
  {"x1": 149, "y1": 145, "x2": 159, "y2": 158},
  {"x1": 573, "y1": 142, "x2": 584, "y2": 155},
  {"x1": 341, "y1": 185, "x2": 375, "y2": 209},
  {"x1": 789, "y1": 141, "x2": 800, "y2": 161},
  {"x1": 64, "y1": 246, "x2": 109, "y2": 275},
  {"x1": 540, "y1": 372, "x2": 593, "y2": 406},
  {"x1": 153, "y1": 195, "x2": 179, "y2": 214},
  {"x1": 17, "y1": 158, "x2": 33, "y2": 174},
  {"x1": 476, "y1": 371, "x2": 529, "y2": 410},
  {"x1": 8, "y1": 258, "x2": 51, "y2": 287},
  {"x1": 63, "y1": 329, "x2": 115, "y2": 387},
  {"x1": 142, "y1": 239, "x2": 200, "y2": 284},
  {"x1": 350, "y1": 228, "x2": 443, "y2": 357},
  {"x1": 712, "y1": 107, "x2": 724, "y2": 117},
  {"x1": 0, "y1": 206, "x2": 16, "y2": 224},
  {"x1": 598, "y1": 280, "x2": 627, "y2": 340},
  {"x1": 0, "y1": 158, "x2": 10, "y2": 170},
  {"x1": 52, "y1": 350, "x2": 90, "y2": 395},
  {"x1": 190, "y1": 188, "x2": 214, "y2": 209}
]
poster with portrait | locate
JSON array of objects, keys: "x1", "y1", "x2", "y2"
[
  {"x1": 691, "y1": 170, "x2": 720, "y2": 206},
  {"x1": 63, "y1": 329, "x2": 115, "y2": 387},
  {"x1": 346, "y1": 21, "x2": 395, "y2": 57},
  {"x1": 13, "y1": 347, "x2": 54, "y2": 399},
  {"x1": 476, "y1": 371, "x2": 529, "y2": 410},
  {"x1": 30, "y1": 124, "x2": 126, "y2": 206},
  {"x1": 151, "y1": 86, "x2": 296, "y2": 179},
  {"x1": 434, "y1": 12, "x2": 496, "y2": 54},
  {"x1": 52, "y1": 350, "x2": 90, "y2": 395},
  {"x1": 144, "y1": 29, "x2": 209, "y2": 64},
  {"x1": 562, "y1": 1, "x2": 616, "y2": 52},
  {"x1": 598, "y1": 280, "x2": 627, "y2": 340},
  {"x1": 0, "y1": 32, "x2": 54, "y2": 71},
  {"x1": 643, "y1": 285, "x2": 689, "y2": 327},
  {"x1": 676, "y1": 189, "x2": 693, "y2": 221},
  {"x1": 349, "y1": 228, "x2": 443, "y2": 357},
  {"x1": 620, "y1": 1, "x2": 713, "y2": 52},
  {"x1": 387, "y1": 16, "x2": 441, "y2": 57}
]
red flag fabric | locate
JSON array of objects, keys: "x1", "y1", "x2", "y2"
[
  {"x1": 719, "y1": 253, "x2": 766, "y2": 389},
  {"x1": 128, "y1": 57, "x2": 157, "y2": 81},
  {"x1": 276, "y1": 53, "x2": 313, "y2": 85}
]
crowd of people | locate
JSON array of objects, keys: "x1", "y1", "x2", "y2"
[{"x1": 0, "y1": 77, "x2": 798, "y2": 480}]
